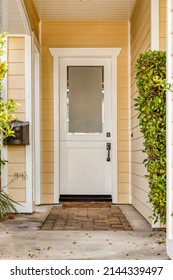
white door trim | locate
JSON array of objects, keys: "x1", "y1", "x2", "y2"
[{"x1": 50, "y1": 48, "x2": 121, "y2": 203}]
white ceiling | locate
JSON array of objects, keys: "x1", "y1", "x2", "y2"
[
  {"x1": 0, "y1": 0, "x2": 136, "y2": 35},
  {"x1": 33, "y1": 0, "x2": 136, "y2": 22}
]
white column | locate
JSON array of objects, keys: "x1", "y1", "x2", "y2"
[
  {"x1": 150, "y1": 0, "x2": 160, "y2": 50},
  {"x1": 24, "y1": 35, "x2": 33, "y2": 213},
  {"x1": 166, "y1": 0, "x2": 173, "y2": 260}
]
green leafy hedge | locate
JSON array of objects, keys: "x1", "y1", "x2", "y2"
[{"x1": 134, "y1": 50, "x2": 166, "y2": 224}]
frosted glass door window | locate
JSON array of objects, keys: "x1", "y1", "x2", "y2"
[{"x1": 67, "y1": 66, "x2": 104, "y2": 133}]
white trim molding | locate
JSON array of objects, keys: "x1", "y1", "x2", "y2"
[
  {"x1": 16, "y1": 0, "x2": 32, "y2": 36},
  {"x1": 150, "y1": 0, "x2": 160, "y2": 50},
  {"x1": 50, "y1": 48, "x2": 121, "y2": 204},
  {"x1": 24, "y1": 35, "x2": 33, "y2": 212},
  {"x1": 166, "y1": 0, "x2": 173, "y2": 260}
]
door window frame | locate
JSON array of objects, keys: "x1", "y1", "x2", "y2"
[{"x1": 50, "y1": 48, "x2": 121, "y2": 203}]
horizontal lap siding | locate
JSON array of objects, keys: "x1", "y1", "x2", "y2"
[
  {"x1": 7, "y1": 37, "x2": 26, "y2": 203},
  {"x1": 41, "y1": 42, "x2": 54, "y2": 203},
  {"x1": 41, "y1": 22, "x2": 129, "y2": 204},
  {"x1": 130, "y1": 0, "x2": 152, "y2": 223}
]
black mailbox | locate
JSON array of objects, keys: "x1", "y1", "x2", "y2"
[{"x1": 3, "y1": 120, "x2": 30, "y2": 145}]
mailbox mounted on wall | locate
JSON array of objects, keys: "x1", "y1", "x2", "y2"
[{"x1": 3, "y1": 120, "x2": 30, "y2": 145}]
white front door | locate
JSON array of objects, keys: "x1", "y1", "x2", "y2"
[{"x1": 60, "y1": 57, "x2": 112, "y2": 196}]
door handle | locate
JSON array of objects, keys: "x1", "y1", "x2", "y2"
[{"x1": 106, "y1": 143, "x2": 111, "y2": 161}]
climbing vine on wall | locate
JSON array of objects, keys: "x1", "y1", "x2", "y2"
[{"x1": 134, "y1": 50, "x2": 167, "y2": 224}]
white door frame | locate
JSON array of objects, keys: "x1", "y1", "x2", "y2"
[{"x1": 50, "y1": 48, "x2": 121, "y2": 204}]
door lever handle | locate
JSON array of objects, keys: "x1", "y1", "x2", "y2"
[{"x1": 106, "y1": 143, "x2": 111, "y2": 161}]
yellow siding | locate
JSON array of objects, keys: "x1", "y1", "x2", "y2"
[
  {"x1": 23, "y1": 0, "x2": 40, "y2": 41},
  {"x1": 130, "y1": 0, "x2": 152, "y2": 223},
  {"x1": 159, "y1": 0, "x2": 166, "y2": 50},
  {"x1": 41, "y1": 22, "x2": 129, "y2": 204},
  {"x1": 7, "y1": 37, "x2": 26, "y2": 203}
]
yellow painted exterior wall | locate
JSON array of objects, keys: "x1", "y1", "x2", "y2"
[
  {"x1": 7, "y1": 36, "x2": 26, "y2": 203},
  {"x1": 160, "y1": 0, "x2": 166, "y2": 50},
  {"x1": 3, "y1": 1, "x2": 167, "y2": 217},
  {"x1": 130, "y1": 0, "x2": 152, "y2": 223},
  {"x1": 23, "y1": 0, "x2": 40, "y2": 41},
  {"x1": 41, "y1": 22, "x2": 129, "y2": 204}
]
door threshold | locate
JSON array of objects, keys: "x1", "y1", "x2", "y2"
[{"x1": 59, "y1": 195, "x2": 112, "y2": 202}]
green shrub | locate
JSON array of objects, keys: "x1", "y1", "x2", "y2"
[{"x1": 134, "y1": 50, "x2": 166, "y2": 224}]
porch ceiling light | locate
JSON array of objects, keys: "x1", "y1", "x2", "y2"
[{"x1": 80, "y1": 0, "x2": 91, "y2": 2}]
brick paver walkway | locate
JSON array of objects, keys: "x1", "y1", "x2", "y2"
[{"x1": 40, "y1": 203, "x2": 132, "y2": 231}]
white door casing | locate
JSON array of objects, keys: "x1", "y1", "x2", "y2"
[
  {"x1": 50, "y1": 48, "x2": 121, "y2": 203},
  {"x1": 60, "y1": 58, "x2": 111, "y2": 195}
]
